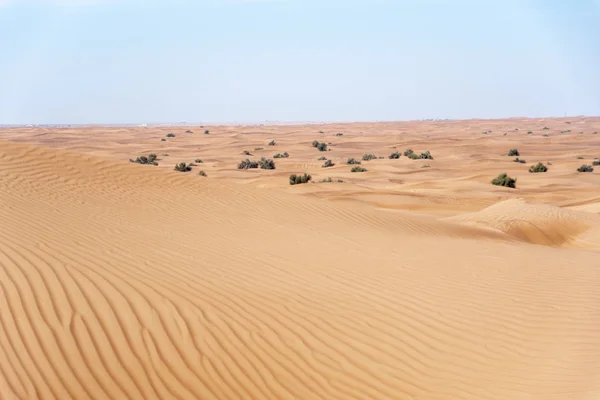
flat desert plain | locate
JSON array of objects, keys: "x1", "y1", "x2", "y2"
[{"x1": 1, "y1": 117, "x2": 600, "y2": 400}]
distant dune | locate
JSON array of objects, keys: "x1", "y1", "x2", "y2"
[{"x1": 1, "y1": 117, "x2": 600, "y2": 399}]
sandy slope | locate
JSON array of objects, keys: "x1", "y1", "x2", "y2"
[{"x1": 2, "y1": 118, "x2": 600, "y2": 399}]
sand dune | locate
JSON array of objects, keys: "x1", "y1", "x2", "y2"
[{"x1": 2, "y1": 118, "x2": 600, "y2": 399}]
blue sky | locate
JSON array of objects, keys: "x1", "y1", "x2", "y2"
[{"x1": 0, "y1": 0, "x2": 598, "y2": 124}]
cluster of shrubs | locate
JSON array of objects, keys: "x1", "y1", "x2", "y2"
[
  {"x1": 273, "y1": 152, "x2": 289, "y2": 158},
  {"x1": 130, "y1": 154, "x2": 158, "y2": 166},
  {"x1": 322, "y1": 160, "x2": 335, "y2": 168},
  {"x1": 289, "y1": 173, "x2": 312, "y2": 185},
  {"x1": 347, "y1": 157, "x2": 361, "y2": 164},
  {"x1": 237, "y1": 157, "x2": 276, "y2": 170},
  {"x1": 388, "y1": 152, "x2": 401, "y2": 159},
  {"x1": 492, "y1": 173, "x2": 517, "y2": 188},
  {"x1": 578, "y1": 164, "x2": 594, "y2": 172},
  {"x1": 404, "y1": 149, "x2": 433, "y2": 160},
  {"x1": 320, "y1": 177, "x2": 344, "y2": 183},
  {"x1": 529, "y1": 163, "x2": 547, "y2": 173},
  {"x1": 174, "y1": 162, "x2": 192, "y2": 172},
  {"x1": 351, "y1": 166, "x2": 368, "y2": 173},
  {"x1": 507, "y1": 149, "x2": 520, "y2": 156},
  {"x1": 362, "y1": 153, "x2": 377, "y2": 161},
  {"x1": 312, "y1": 140, "x2": 328, "y2": 151}
]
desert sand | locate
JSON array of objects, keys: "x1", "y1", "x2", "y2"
[{"x1": 1, "y1": 117, "x2": 600, "y2": 399}]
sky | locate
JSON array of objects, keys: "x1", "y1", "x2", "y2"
[{"x1": 0, "y1": 0, "x2": 599, "y2": 124}]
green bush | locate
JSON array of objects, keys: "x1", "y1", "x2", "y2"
[
  {"x1": 419, "y1": 151, "x2": 433, "y2": 160},
  {"x1": 592, "y1": 160, "x2": 600, "y2": 166},
  {"x1": 312, "y1": 140, "x2": 320, "y2": 148},
  {"x1": 166, "y1": 133, "x2": 176, "y2": 138},
  {"x1": 161, "y1": 138, "x2": 166, "y2": 141},
  {"x1": 403, "y1": 149, "x2": 414, "y2": 157},
  {"x1": 388, "y1": 152, "x2": 401, "y2": 159},
  {"x1": 273, "y1": 152, "x2": 289, "y2": 158},
  {"x1": 289, "y1": 173, "x2": 312, "y2": 185},
  {"x1": 407, "y1": 153, "x2": 420, "y2": 160},
  {"x1": 259, "y1": 157, "x2": 276, "y2": 170},
  {"x1": 317, "y1": 142, "x2": 328, "y2": 152},
  {"x1": 422, "y1": 164, "x2": 430, "y2": 168},
  {"x1": 508, "y1": 149, "x2": 519, "y2": 156},
  {"x1": 174, "y1": 162, "x2": 192, "y2": 172},
  {"x1": 237, "y1": 159, "x2": 259, "y2": 169},
  {"x1": 130, "y1": 153, "x2": 158, "y2": 166},
  {"x1": 199, "y1": 170, "x2": 207, "y2": 177},
  {"x1": 362, "y1": 153, "x2": 377, "y2": 161},
  {"x1": 318, "y1": 130, "x2": 324, "y2": 134},
  {"x1": 255, "y1": 147, "x2": 264, "y2": 151},
  {"x1": 322, "y1": 159, "x2": 335, "y2": 168},
  {"x1": 491, "y1": 173, "x2": 517, "y2": 188},
  {"x1": 529, "y1": 162, "x2": 548, "y2": 173},
  {"x1": 268, "y1": 140, "x2": 276, "y2": 146},
  {"x1": 195, "y1": 159, "x2": 203, "y2": 163},
  {"x1": 578, "y1": 164, "x2": 594, "y2": 172},
  {"x1": 577, "y1": 156, "x2": 584, "y2": 159},
  {"x1": 351, "y1": 166, "x2": 368, "y2": 173},
  {"x1": 347, "y1": 157, "x2": 361, "y2": 164}
]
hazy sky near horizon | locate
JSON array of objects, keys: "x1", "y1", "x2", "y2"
[{"x1": 0, "y1": 0, "x2": 599, "y2": 124}]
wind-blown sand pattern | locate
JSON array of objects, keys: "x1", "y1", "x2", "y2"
[{"x1": 1, "y1": 118, "x2": 600, "y2": 399}]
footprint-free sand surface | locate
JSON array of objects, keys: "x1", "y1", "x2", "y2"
[{"x1": 2, "y1": 117, "x2": 600, "y2": 399}]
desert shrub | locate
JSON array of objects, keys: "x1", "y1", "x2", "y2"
[
  {"x1": 319, "y1": 177, "x2": 344, "y2": 183},
  {"x1": 543, "y1": 134, "x2": 550, "y2": 137},
  {"x1": 312, "y1": 140, "x2": 320, "y2": 148},
  {"x1": 508, "y1": 149, "x2": 520, "y2": 156},
  {"x1": 204, "y1": 130, "x2": 210, "y2": 135},
  {"x1": 527, "y1": 131, "x2": 533, "y2": 134},
  {"x1": 318, "y1": 156, "x2": 327, "y2": 161},
  {"x1": 592, "y1": 160, "x2": 600, "y2": 166},
  {"x1": 529, "y1": 162, "x2": 548, "y2": 173},
  {"x1": 317, "y1": 142, "x2": 328, "y2": 152},
  {"x1": 491, "y1": 173, "x2": 517, "y2": 188},
  {"x1": 199, "y1": 170, "x2": 207, "y2": 177},
  {"x1": 403, "y1": 149, "x2": 414, "y2": 157},
  {"x1": 166, "y1": 133, "x2": 176, "y2": 138},
  {"x1": 336, "y1": 133, "x2": 344, "y2": 136},
  {"x1": 268, "y1": 140, "x2": 276, "y2": 146},
  {"x1": 362, "y1": 153, "x2": 377, "y2": 161},
  {"x1": 388, "y1": 152, "x2": 401, "y2": 159},
  {"x1": 482, "y1": 131, "x2": 488, "y2": 135},
  {"x1": 422, "y1": 164, "x2": 430, "y2": 168},
  {"x1": 161, "y1": 138, "x2": 166, "y2": 141},
  {"x1": 351, "y1": 166, "x2": 368, "y2": 172},
  {"x1": 322, "y1": 159, "x2": 335, "y2": 168},
  {"x1": 578, "y1": 131, "x2": 584, "y2": 134},
  {"x1": 419, "y1": 151, "x2": 433, "y2": 160},
  {"x1": 513, "y1": 157, "x2": 526, "y2": 164},
  {"x1": 130, "y1": 154, "x2": 158, "y2": 166},
  {"x1": 578, "y1": 164, "x2": 594, "y2": 172},
  {"x1": 255, "y1": 147, "x2": 264, "y2": 151},
  {"x1": 237, "y1": 159, "x2": 259, "y2": 169},
  {"x1": 174, "y1": 162, "x2": 192, "y2": 172},
  {"x1": 259, "y1": 157, "x2": 276, "y2": 170},
  {"x1": 407, "y1": 153, "x2": 420, "y2": 160},
  {"x1": 162, "y1": 153, "x2": 169, "y2": 156},
  {"x1": 188, "y1": 162, "x2": 197, "y2": 167},
  {"x1": 547, "y1": 161, "x2": 552, "y2": 165},
  {"x1": 273, "y1": 152, "x2": 289, "y2": 158},
  {"x1": 243, "y1": 150, "x2": 252, "y2": 156},
  {"x1": 594, "y1": 132, "x2": 598, "y2": 135},
  {"x1": 185, "y1": 129, "x2": 193, "y2": 133},
  {"x1": 347, "y1": 157, "x2": 361, "y2": 164},
  {"x1": 318, "y1": 130, "x2": 324, "y2": 134},
  {"x1": 543, "y1": 127, "x2": 550, "y2": 130},
  {"x1": 289, "y1": 173, "x2": 312, "y2": 185},
  {"x1": 195, "y1": 159, "x2": 203, "y2": 163}
]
